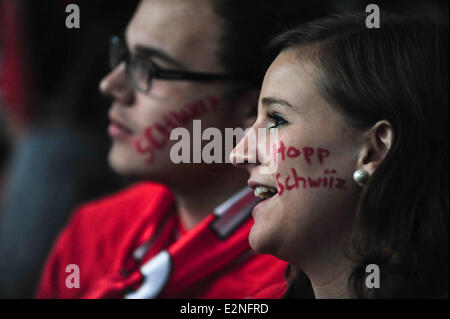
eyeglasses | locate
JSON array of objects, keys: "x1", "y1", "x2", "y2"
[{"x1": 109, "y1": 35, "x2": 245, "y2": 93}]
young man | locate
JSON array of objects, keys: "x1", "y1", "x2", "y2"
[{"x1": 37, "y1": 0, "x2": 330, "y2": 298}]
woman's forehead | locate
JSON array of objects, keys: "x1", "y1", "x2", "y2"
[{"x1": 261, "y1": 51, "x2": 322, "y2": 111}]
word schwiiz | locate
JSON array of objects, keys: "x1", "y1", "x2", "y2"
[{"x1": 273, "y1": 141, "x2": 348, "y2": 195}]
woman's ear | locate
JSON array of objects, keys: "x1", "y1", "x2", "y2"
[
  {"x1": 357, "y1": 120, "x2": 394, "y2": 178},
  {"x1": 230, "y1": 89, "x2": 260, "y2": 129}
]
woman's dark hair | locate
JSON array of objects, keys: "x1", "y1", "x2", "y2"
[
  {"x1": 211, "y1": 0, "x2": 332, "y2": 98},
  {"x1": 270, "y1": 13, "x2": 449, "y2": 298}
]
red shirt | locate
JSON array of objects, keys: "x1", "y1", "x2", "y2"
[{"x1": 36, "y1": 182, "x2": 288, "y2": 299}]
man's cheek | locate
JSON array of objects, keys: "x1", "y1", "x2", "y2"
[{"x1": 132, "y1": 95, "x2": 221, "y2": 164}]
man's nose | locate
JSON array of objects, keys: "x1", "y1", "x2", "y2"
[
  {"x1": 99, "y1": 63, "x2": 134, "y2": 105},
  {"x1": 230, "y1": 127, "x2": 260, "y2": 168}
]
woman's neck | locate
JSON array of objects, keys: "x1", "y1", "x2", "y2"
[
  {"x1": 294, "y1": 235, "x2": 355, "y2": 299},
  {"x1": 309, "y1": 260, "x2": 354, "y2": 299}
]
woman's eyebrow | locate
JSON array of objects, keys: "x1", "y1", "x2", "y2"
[{"x1": 261, "y1": 97, "x2": 295, "y2": 109}]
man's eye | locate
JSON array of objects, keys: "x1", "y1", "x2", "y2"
[
  {"x1": 267, "y1": 112, "x2": 287, "y2": 129},
  {"x1": 131, "y1": 55, "x2": 149, "y2": 68}
]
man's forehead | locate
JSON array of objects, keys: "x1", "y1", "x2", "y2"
[{"x1": 125, "y1": 0, "x2": 223, "y2": 69}]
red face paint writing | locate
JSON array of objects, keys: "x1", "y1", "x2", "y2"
[
  {"x1": 276, "y1": 168, "x2": 348, "y2": 196},
  {"x1": 270, "y1": 141, "x2": 347, "y2": 195},
  {"x1": 133, "y1": 95, "x2": 219, "y2": 163},
  {"x1": 272, "y1": 141, "x2": 330, "y2": 166}
]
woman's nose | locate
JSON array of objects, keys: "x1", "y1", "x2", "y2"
[{"x1": 99, "y1": 63, "x2": 135, "y2": 105}]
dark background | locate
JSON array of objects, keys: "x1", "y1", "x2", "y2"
[{"x1": 0, "y1": 0, "x2": 447, "y2": 299}]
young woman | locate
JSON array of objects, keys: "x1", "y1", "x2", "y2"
[{"x1": 231, "y1": 13, "x2": 448, "y2": 298}]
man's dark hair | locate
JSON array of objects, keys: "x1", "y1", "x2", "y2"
[{"x1": 270, "y1": 12, "x2": 448, "y2": 298}]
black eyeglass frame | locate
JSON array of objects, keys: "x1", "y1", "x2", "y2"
[{"x1": 109, "y1": 35, "x2": 249, "y2": 93}]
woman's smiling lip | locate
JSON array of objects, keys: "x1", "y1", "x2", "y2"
[
  {"x1": 248, "y1": 180, "x2": 278, "y2": 191},
  {"x1": 248, "y1": 180, "x2": 279, "y2": 216},
  {"x1": 251, "y1": 191, "x2": 278, "y2": 216}
]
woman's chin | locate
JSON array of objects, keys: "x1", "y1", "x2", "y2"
[{"x1": 248, "y1": 225, "x2": 275, "y2": 256}]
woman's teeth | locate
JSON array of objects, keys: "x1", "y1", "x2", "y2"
[{"x1": 254, "y1": 186, "x2": 277, "y2": 199}]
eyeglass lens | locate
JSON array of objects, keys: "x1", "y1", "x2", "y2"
[{"x1": 109, "y1": 36, "x2": 152, "y2": 92}]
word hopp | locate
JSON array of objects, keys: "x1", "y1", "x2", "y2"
[
  {"x1": 273, "y1": 141, "x2": 331, "y2": 166},
  {"x1": 134, "y1": 95, "x2": 219, "y2": 163}
]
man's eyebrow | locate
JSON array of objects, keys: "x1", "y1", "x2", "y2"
[
  {"x1": 261, "y1": 97, "x2": 295, "y2": 109},
  {"x1": 134, "y1": 44, "x2": 185, "y2": 68}
]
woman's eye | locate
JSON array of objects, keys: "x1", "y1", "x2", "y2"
[{"x1": 267, "y1": 112, "x2": 288, "y2": 129}]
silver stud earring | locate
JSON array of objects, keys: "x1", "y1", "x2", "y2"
[{"x1": 353, "y1": 169, "x2": 369, "y2": 185}]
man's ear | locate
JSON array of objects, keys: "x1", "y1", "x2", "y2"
[
  {"x1": 230, "y1": 89, "x2": 259, "y2": 129},
  {"x1": 357, "y1": 120, "x2": 394, "y2": 178}
]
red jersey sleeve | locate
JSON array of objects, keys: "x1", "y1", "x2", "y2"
[
  {"x1": 36, "y1": 204, "x2": 87, "y2": 298},
  {"x1": 35, "y1": 182, "x2": 174, "y2": 299}
]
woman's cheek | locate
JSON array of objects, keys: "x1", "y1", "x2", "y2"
[{"x1": 272, "y1": 140, "x2": 350, "y2": 196}]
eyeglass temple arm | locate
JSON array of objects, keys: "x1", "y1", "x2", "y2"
[{"x1": 156, "y1": 69, "x2": 249, "y2": 81}]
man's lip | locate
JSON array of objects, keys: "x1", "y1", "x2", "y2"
[
  {"x1": 108, "y1": 113, "x2": 134, "y2": 139},
  {"x1": 108, "y1": 114, "x2": 133, "y2": 135}
]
